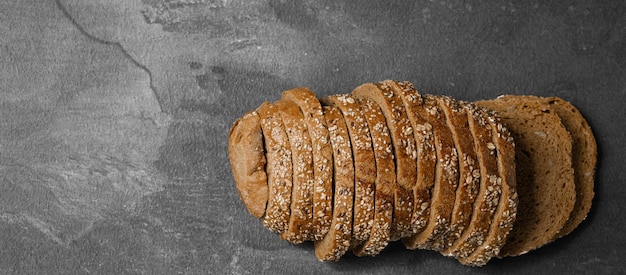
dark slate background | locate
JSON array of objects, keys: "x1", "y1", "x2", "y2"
[{"x1": 1, "y1": 0, "x2": 624, "y2": 273}]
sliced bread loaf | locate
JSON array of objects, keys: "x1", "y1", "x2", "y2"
[{"x1": 228, "y1": 110, "x2": 269, "y2": 218}]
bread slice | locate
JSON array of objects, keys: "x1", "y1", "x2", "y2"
[
  {"x1": 444, "y1": 103, "x2": 501, "y2": 258},
  {"x1": 321, "y1": 94, "x2": 376, "y2": 245},
  {"x1": 390, "y1": 80, "x2": 437, "y2": 235},
  {"x1": 228, "y1": 110, "x2": 269, "y2": 218},
  {"x1": 352, "y1": 82, "x2": 416, "y2": 240},
  {"x1": 282, "y1": 87, "x2": 333, "y2": 240},
  {"x1": 275, "y1": 100, "x2": 315, "y2": 243},
  {"x1": 543, "y1": 97, "x2": 597, "y2": 239},
  {"x1": 257, "y1": 102, "x2": 293, "y2": 234},
  {"x1": 352, "y1": 97, "x2": 395, "y2": 257},
  {"x1": 314, "y1": 105, "x2": 355, "y2": 261},
  {"x1": 458, "y1": 106, "x2": 517, "y2": 266},
  {"x1": 401, "y1": 94, "x2": 459, "y2": 251},
  {"x1": 436, "y1": 96, "x2": 481, "y2": 251},
  {"x1": 475, "y1": 95, "x2": 576, "y2": 257}
]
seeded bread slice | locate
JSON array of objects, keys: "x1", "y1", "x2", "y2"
[
  {"x1": 475, "y1": 95, "x2": 576, "y2": 257},
  {"x1": 321, "y1": 94, "x2": 376, "y2": 245},
  {"x1": 257, "y1": 102, "x2": 293, "y2": 234},
  {"x1": 282, "y1": 88, "x2": 333, "y2": 240},
  {"x1": 459, "y1": 106, "x2": 518, "y2": 266},
  {"x1": 352, "y1": 82, "x2": 416, "y2": 240},
  {"x1": 314, "y1": 105, "x2": 355, "y2": 261},
  {"x1": 436, "y1": 96, "x2": 481, "y2": 251},
  {"x1": 401, "y1": 94, "x2": 459, "y2": 251},
  {"x1": 543, "y1": 97, "x2": 597, "y2": 239},
  {"x1": 444, "y1": 103, "x2": 501, "y2": 258},
  {"x1": 275, "y1": 100, "x2": 315, "y2": 243},
  {"x1": 352, "y1": 97, "x2": 395, "y2": 257},
  {"x1": 228, "y1": 110, "x2": 269, "y2": 218},
  {"x1": 391, "y1": 80, "x2": 437, "y2": 235}
]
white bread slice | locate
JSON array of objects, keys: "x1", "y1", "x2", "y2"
[{"x1": 228, "y1": 110, "x2": 268, "y2": 218}]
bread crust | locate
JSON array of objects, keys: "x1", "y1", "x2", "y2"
[
  {"x1": 257, "y1": 102, "x2": 293, "y2": 234},
  {"x1": 459, "y1": 106, "x2": 517, "y2": 266},
  {"x1": 282, "y1": 87, "x2": 333, "y2": 240},
  {"x1": 352, "y1": 82, "x2": 416, "y2": 240},
  {"x1": 314, "y1": 105, "x2": 355, "y2": 261},
  {"x1": 436, "y1": 96, "x2": 481, "y2": 252},
  {"x1": 351, "y1": 97, "x2": 395, "y2": 257},
  {"x1": 401, "y1": 94, "x2": 458, "y2": 251},
  {"x1": 275, "y1": 100, "x2": 315, "y2": 243},
  {"x1": 321, "y1": 94, "x2": 376, "y2": 244},
  {"x1": 445, "y1": 103, "x2": 501, "y2": 258},
  {"x1": 228, "y1": 110, "x2": 269, "y2": 218},
  {"x1": 391, "y1": 80, "x2": 437, "y2": 236}
]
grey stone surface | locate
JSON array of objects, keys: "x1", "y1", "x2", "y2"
[{"x1": 1, "y1": 0, "x2": 624, "y2": 273}]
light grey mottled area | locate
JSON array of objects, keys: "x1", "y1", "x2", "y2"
[{"x1": 1, "y1": 0, "x2": 625, "y2": 273}]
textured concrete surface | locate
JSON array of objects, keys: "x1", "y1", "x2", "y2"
[{"x1": 1, "y1": 0, "x2": 625, "y2": 273}]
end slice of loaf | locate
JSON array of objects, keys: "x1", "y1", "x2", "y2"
[
  {"x1": 475, "y1": 95, "x2": 576, "y2": 257},
  {"x1": 228, "y1": 110, "x2": 268, "y2": 218},
  {"x1": 543, "y1": 97, "x2": 597, "y2": 239}
]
